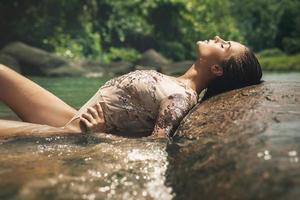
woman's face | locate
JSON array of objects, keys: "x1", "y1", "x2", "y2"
[{"x1": 196, "y1": 36, "x2": 246, "y2": 66}]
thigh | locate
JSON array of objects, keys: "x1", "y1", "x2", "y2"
[
  {"x1": 0, "y1": 65, "x2": 77, "y2": 127},
  {"x1": 0, "y1": 119, "x2": 81, "y2": 139}
]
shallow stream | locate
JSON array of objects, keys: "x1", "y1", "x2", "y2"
[{"x1": 0, "y1": 72, "x2": 299, "y2": 200}]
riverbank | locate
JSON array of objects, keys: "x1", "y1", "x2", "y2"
[
  {"x1": 257, "y1": 49, "x2": 300, "y2": 72},
  {"x1": 1, "y1": 42, "x2": 300, "y2": 77}
]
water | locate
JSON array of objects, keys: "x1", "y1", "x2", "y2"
[
  {"x1": 0, "y1": 136, "x2": 174, "y2": 200},
  {"x1": 0, "y1": 76, "x2": 174, "y2": 200},
  {"x1": 0, "y1": 77, "x2": 109, "y2": 119},
  {"x1": 0, "y1": 72, "x2": 299, "y2": 200},
  {"x1": 262, "y1": 72, "x2": 300, "y2": 81}
]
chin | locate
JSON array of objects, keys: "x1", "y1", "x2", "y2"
[{"x1": 196, "y1": 41, "x2": 207, "y2": 58}]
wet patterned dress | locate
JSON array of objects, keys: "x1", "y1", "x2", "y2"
[{"x1": 91, "y1": 70, "x2": 197, "y2": 136}]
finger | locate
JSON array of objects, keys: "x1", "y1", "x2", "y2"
[
  {"x1": 80, "y1": 117, "x2": 93, "y2": 128},
  {"x1": 87, "y1": 107, "x2": 98, "y2": 119},
  {"x1": 95, "y1": 102, "x2": 104, "y2": 118},
  {"x1": 82, "y1": 113, "x2": 96, "y2": 124}
]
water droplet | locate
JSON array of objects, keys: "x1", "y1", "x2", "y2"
[
  {"x1": 264, "y1": 154, "x2": 272, "y2": 160},
  {"x1": 264, "y1": 150, "x2": 269, "y2": 155},
  {"x1": 257, "y1": 152, "x2": 263, "y2": 158},
  {"x1": 288, "y1": 150, "x2": 297, "y2": 157},
  {"x1": 84, "y1": 157, "x2": 92, "y2": 161},
  {"x1": 290, "y1": 157, "x2": 299, "y2": 163},
  {"x1": 142, "y1": 191, "x2": 148, "y2": 196},
  {"x1": 98, "y1": 186, "x2": 110, "y2": 192}
]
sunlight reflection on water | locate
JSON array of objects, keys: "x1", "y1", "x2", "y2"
[{"x1": 0, "y1": 137, "x2": 174, "y2": 200}]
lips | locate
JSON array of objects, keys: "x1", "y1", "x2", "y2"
[{"x1": 197, "y1": 40, "x2": 209, "y2": 45}]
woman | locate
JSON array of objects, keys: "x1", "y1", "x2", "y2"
[{"x1": 0, "y1": 36, "x2": 262, "y2": 139}]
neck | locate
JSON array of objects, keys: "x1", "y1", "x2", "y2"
[{"x1": 177, "y1": 59, "x2": 212, "y2": 94}]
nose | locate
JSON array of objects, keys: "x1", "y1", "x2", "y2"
[{"x1": 214, "y1": 35, "x2": 224, "y2": 43}]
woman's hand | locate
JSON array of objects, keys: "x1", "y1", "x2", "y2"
[{"x1": 80, "y1": 102, "x2": 105, "y2": 133}]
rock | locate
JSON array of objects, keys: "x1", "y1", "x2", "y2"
[
  {"x1": 135, "y1": 49, "x2": 170, "y2": 71},
  {"x1": 75, "y1": 60, "x2": 106, "y2": 77},
  {"x1": 133, "y1": 60, "x2": 194, "y2": 75},
  {"x1": 1, "y1": 42, "x2": 69, "y2": 75},
  {"x1": 0, "y1": 42, "x2": 193, "y2": 77},
  {"x1": 64, "y1": 60, "x2": 133, "y2": 77},
  {"x1": 80, "y1": 60, "x2": 104, "y2": 68},
  {"x1": 0, "y1": 53, "x2": 21, "y2": 72},
  {"x1": 162, "y1": 60, "x2": 194, "y2": 75},
  {"x1": 134, "y1": 64, "x2": 163, "y2": 72},
  {"x1": 167, "y1": 81, "x2": 300, "y2": 200},
  {"x1": 45, "y1": 65, "x2": 86, "y2": 77},
  {"x1": 102, "y1": 61, "x2": 133, "y2": 76}
]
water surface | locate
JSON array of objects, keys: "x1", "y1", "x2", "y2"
[{"x1": 0, "y1": 72, "x2": 299, "y2": 200}]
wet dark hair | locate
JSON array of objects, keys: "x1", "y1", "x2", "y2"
[{"x1": 202, "y1": 47, "x2": 262, "y2": 101}]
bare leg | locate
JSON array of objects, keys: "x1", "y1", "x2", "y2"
[
  {"x1": 0, "y1": 64, "x2": 77, "y2": 127},
  {"x1": 0, "y1": 119, "x2": 81, "y2": 139}
]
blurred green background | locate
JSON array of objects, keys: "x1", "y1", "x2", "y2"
[{"x1": 0, "y1": 0, "x2": 300, "y2": 70}]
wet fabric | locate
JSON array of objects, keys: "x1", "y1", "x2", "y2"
[{"x1": 98, "y1": 70, "x2": 198, "y2": 136}]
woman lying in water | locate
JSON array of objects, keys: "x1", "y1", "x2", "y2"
[{"x1": 0, "y1": 36, "x2": 262, "y2": 139}]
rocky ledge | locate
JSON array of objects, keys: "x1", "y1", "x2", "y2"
[
  {"x1": 167, "y1": 81, "x2": 300, "y2": 200},
  {"x1": 0, "y1": 42, "x2": 193, "y2": 77}
]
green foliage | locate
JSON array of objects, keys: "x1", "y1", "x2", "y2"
[
  {"x1": 140, "y1": 0, "x2": 243, "y2": 59},
  {"x1": 0, "y1": 0, "x2": 299, "y2": 62},
  {"x1": 282, "y1": 38, "x2": 300, "y2": 54},
  {"x1": 46, "y1": 34, "x2": 84, "y2": 59},
  {"x1": 96, "y1": 0, "x2": 155, "y2": 45},
  {"x1": 257, "y1": 52, "x2": 300, "y2": 71},
  {"x1": 46, "y1": 21, "x2": 102, "y2": 60},
  {"x1": 159, "y1": 41, "x2": 186, "y2": 61},
  {"x1": 230, "y1": 0, "x2": 282, "y2": 51},
  {"x1": 257, "y1": 48, "x2": 285, "y2": 57},
  {"x1": 103, "y1": 47, "x2": 141, "y2": 63},
  {"x1": 275, "y1": 0, "x2": 300, "y2": 54}
]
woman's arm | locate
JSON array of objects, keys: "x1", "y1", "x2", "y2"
[
  {"x1": 152, "y1": 94, "x2": 192, "y2": 138},
  {"x1": 77, "y1": 94, "x2": 193, "y2": 137}
]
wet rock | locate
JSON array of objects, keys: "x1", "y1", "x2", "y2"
[
  {"x1": 167, "y1": 81, "x2": 300, "y2": 200},
  {"x1": 135, "y1": 49, "x2": 170, "y2": 71}
]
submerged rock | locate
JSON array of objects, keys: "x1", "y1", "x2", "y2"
[{"x1": 167, "y1": 81, "x2": 300, "y2": 200}]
